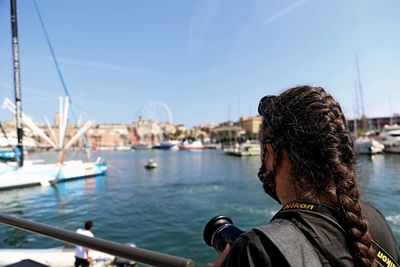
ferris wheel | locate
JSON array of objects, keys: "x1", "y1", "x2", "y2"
[
  {"x1": 135, "y1": 102, "x2": 173, "y2": 142},
  {"x1": 136, "y1": 102, "x2": 173, "y2": 124}
]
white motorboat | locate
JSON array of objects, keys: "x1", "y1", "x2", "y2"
[
  {"x1": 355, "y1": 136, "x2": 384, "y2": 155},
  {"x1": 379, "y1": 124, "x2": 400, "y2": 153},
  {"x1": 179, "y1": 140, "x2": 204, "y2": 150},
  {"x1": 224, "y1": 143, "x2": 261, "y2": 156},
  {"x1": 153, "y1": 140, "x2": 180, "y2": 150}
]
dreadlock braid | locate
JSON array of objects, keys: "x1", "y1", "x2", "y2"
[{"x1": 263, "y1": 85, "x2": 375, "y2": 266}]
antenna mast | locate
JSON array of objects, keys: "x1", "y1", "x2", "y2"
[
  {"x1": 355, "y1": 55, "x2": 367, "y2": 130},
  {"x1": 10, "y1": 0, "x2": 24, "y2": 167}
]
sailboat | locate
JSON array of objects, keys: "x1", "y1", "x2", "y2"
[
  {"x1": 352, "y1": 55, "x2": 384, "y2": 155},
  {"x1": 0, "y1": 0, "x2": 107, "y2": 190}
]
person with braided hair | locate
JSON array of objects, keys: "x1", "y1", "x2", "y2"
[{"x1": 211, "y1": 86, "x2": 399, "y2": 267}]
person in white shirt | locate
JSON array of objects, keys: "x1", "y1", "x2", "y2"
[{"x1": 74, "y1": 220, "x2": 94, "y2": 267}]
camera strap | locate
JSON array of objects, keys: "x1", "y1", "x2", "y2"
[
  {"x1": 269, "y1": 200, "x2": 400, "y2": 267},
  {"x1": 254, "y1": 218, "x2": 323, "y2": 267},
  {"x1": 273, "y1": 200, "x2": 342, "y2": 226}
]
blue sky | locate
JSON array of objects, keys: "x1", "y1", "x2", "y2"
[{"x1": 0, "y1": 0, "x2": 399, "y2": 127}]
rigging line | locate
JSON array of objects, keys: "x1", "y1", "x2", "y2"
[{"x1": 32, "y1": 0, "x2": 91, "y2": 159}]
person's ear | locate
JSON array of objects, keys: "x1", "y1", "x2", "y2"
[{"x1": 265, "y1": 143, "x2": 275, "y2": 170}]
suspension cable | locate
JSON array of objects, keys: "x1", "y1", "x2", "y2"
[{"x1": 32, "y1": 0, "x2": 92, "y2": 160}]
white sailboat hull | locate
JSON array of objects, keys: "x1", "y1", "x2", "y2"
[
  {"x1": 0, "y1": 247, "x2": 114, "y2": 267},
  {"x1": 0, "y1": 160, "x2": 107, "y2": 190}
]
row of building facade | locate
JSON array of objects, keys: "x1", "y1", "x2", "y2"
[
  {"x1": 2, "y1": 113, "x2": 398, "y2": 150},
  {"x1": 0, "y1": 115, "x2": 263, "y2": 150}
]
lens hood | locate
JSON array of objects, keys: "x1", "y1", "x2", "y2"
[{"x1": 203, "y1": 215, "x2": 233, "y2": 246}]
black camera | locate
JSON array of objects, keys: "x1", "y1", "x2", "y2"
[{"x1": 203, "y1": 215, "x2": 244, "y2": 253}]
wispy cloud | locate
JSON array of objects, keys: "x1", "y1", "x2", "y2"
[
  {"x1": 57, "y1": 57, "x2": 159, "y2": 75},
  {"x1": 262, "y1": 0, "x2": 310, "y2": 26},
  {"x1": 0, "y1": 81, "x2": 58, "y2": 99},
  {"x1": 188, "y1": 0, "x2": 222, "y2": 55}
]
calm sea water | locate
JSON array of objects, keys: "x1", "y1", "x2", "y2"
[{"x1": 0, "y1": 150, "x2": 399, "y2": 266}]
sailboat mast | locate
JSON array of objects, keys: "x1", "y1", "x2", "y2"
[
  {"x1": 10, "y1": 0, "x2": 24, "y2": 167},
  {"x1": 355, "y1": 55, "x2": 365, "y2": 117},
  {"x1": 355, "y1": 55, "x2": 367, "y2": 131}
]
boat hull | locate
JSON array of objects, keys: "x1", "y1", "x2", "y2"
[
  {"x1": 383, "y1": 146, "x2": 400, "y2": 153},
  {"x1": 0, "y1": 161, "x2": 107, "y2": 191},
  {"x1": 0, "y1": 247, "x2": 114, "y2": 267},
  {"x1": 224, "y1": 144, "x2": 261, "y2": 156},
  {"x1": 379, "y1": 125, "x2": 400, "y2": 154}
]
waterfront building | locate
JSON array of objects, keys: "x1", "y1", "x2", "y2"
[
  {"x1": 240, "y1": 115, "x2": 262, "y2": 140},
  {"x1": 175, "y1": 124, "x2": 189, "y2": 138},
  {"x1": 210, "y1": 121, "x2": 246, "y2": 145},
  {"x1": 132, "y1": 117, "x2": 162, "y2": 145},
  {"x1": 347, "y1": 115, "x2": 400, "y2": 133},
  {"x1": 187, "y1": 124, "x2": 215, "y2": 143},
  {"x1": 87, "y1": 124, "x2": 130, "y2": 149}
]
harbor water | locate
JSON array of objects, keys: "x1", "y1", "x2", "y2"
[{"x1": 0, "y1": 150, "x2": 399, "y2": 266}]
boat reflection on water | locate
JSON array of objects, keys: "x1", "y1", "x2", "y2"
[{"x1": 85, "y1": 177, "x2": 97, "y2": 194}]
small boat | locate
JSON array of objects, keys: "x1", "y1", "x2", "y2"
[
  {"x1": 144, "y1": 159, "x2": 157, "y2": 169},
  {"x1": 223, "y1": 143, "x2": 240, "y2": 156},
  {"x1": 355, "y1": 136, "x2": 384, "y2": 155},
  {"x1": 224, "y1": 143, "x2": 261, "y2": 156}
]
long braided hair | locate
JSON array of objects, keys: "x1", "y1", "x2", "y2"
[{"x1": 259, "y1": 86, "x2": 375, "y2": 266}]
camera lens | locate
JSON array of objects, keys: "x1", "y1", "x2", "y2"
[{"x1": 203, "y1": 215, "x2": 244, "y2": 253}]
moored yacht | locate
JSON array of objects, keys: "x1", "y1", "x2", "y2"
[
  {"x1": 179, "y1": 140, "x2": 204, "y2": 150},
  {"x1": 379, "y1": 124, "x2": 400, "y2": 153},
  {"x1": 224, "y1": 142, "x2": 261, "y2": 156},
  {"x1": 153, "y1": 140, "x2": 180, "y2": 150}
]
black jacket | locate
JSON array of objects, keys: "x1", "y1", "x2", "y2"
[{"x1": 221, "y1": 201, "x2": 400, "y2": 267}]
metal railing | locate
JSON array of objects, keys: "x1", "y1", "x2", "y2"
[{"x1": 0, "y1": 213, "x2": 195, "y2": 267}]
